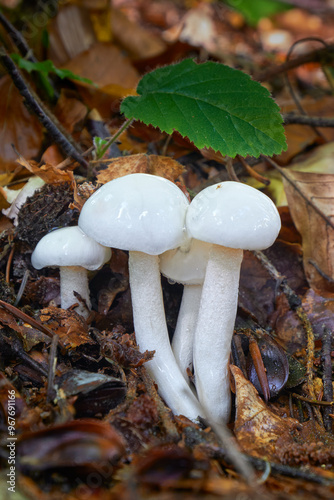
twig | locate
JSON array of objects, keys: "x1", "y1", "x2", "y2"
[
  {"x1": 262, "y1": 156, "x2": 334, "y2": 231},
  {"x1": 225, "y1": 157, "x2": 240, "y2": 182},
  {"x1": 254, "y1": 43, "x2": 334, "y2": 82},
  {"x1": 321, "y1": 327, "x2": 333, "y2": 432},
  {"x1": 283, "y1": 114, "x2": 334, "y2": 127},
  {"x1": 5, "y1": 244, "x2": 14, "y2": 283},
  {"x1": 97, "y1": 118, "x2": 134, "y2": 159},
  {"x1": 253, "y1": 251, "x2": 323, "y2": 425},
  {"x1": 0, "y1": 299, "x2": 54, "y2": 338},
  {"x1": 237, "y1": 155, "x2": 270, "y2": 186},
  {"x1": 14, "y1": 269, "x2": 30, "y2": 307},
  {"x1": 0, "y1": 12, "x2": 37, "y2": 60},
  {"x1": 292, "y1": 393, "x2": 333, "y2": 406},
  {"x1": 0, "y1": 47, "x2": 88, "y2": 169},
  {"x1": 46, "y1": 334, "x2": 59, "y2": 403}
]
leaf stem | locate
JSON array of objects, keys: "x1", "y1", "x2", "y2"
[{"x1": 98, "y1": 118, "x2": 134, "y2": 159}]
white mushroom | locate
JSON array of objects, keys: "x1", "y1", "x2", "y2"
[
  {"x1": 31, "y1": 226, "x2": 111, "y2": 318},
  {"x1": 78, "y1": 173, "x2": 205, "y2": 422},
  {"x1": 160, "y1": 238, "x2": 211, "y2": 381},
  {"x1": 186, "y1": 181, "x2": 281, "y2": 425}
]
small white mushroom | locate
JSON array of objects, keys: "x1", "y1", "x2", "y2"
[
  {"x1": 31, "y1": 226, "x2": 111, "y2": 318},
  {"x1": 78, "y1": 173, "x2": 206, "y2": 422},
  {"x1": 160, "y1": 238, "x2": 211, "y2": 381},
  {"x1": 186, "y1": 181, "x2": 281, "y2": 425}
]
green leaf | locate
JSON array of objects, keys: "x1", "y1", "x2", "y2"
[
  {"x1": 11, "y1": 54, "x2": 94, "y2": 86},
  {"x1": 121, "y1": 59, "x2": 286, "y2": 158},
  {"x1": 224, "y1": 0, "x2": 290, "y2": 26}
]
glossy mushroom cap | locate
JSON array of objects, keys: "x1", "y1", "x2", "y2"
[
  {"x1": 78, "y1": 174, "x2": 189, "y2": 255},
  {"x1": 160, "y1": 239, "x2": 211, "y2": 285},
  {"x1": 186, "y1": 181, "x2": 281, "y2": 250},
  {"x1": 31, "y1": 226, "x2": 111, "y2": 270}
]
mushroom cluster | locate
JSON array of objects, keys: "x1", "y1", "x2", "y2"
[{"x1": 30, "y1": 174, "x2": 281, "y2": 426}]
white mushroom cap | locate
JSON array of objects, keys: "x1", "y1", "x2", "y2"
[
  {"x1": 186, "y1": 181, "x2": 281, "y2": 250},
  {"x1": 78, "y1": 174, "x2": 189, "y2": 255},
  {"x1": 160, "y1": 239, "x2": 211, "y2": 285},
  {"x1": 31, "y1": 226, "x2": 111, "y2": 271}
]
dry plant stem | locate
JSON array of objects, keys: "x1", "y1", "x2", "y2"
[
  {"x1": 98, "y1": 118, "x2": 134, "y2": 159},
  {"x1": 172, "y1": 284, "x2": 202, "y2": 381},
  {"x1": 0, "y1": 299, "x2": 54, "y2": 338},
  {"x1": 236, "y1": 155, "x2": 270, "y2": 186},
  {"x1": 0, "y1": 13, "x2": 37, "y2": 60},
  {"x1": 321, "y1": 327, "x2": 333, "y2": 432},
  {"x1": 0, "y1": 47, "x2": 87, "y2": 169},
  {"x1": 225, "y1": 157, "x2": 239, "y2": 182},
  {"x1": 263, "y1": 156, "x2": 334, "y2": 230},
  {"x1": 193, "y1": 245, "x2": 243, "y2": 425},
  {"x1": 253, "y1": 250, "x2": 323, "y2": 425},
  {"x1": 255, "y1": 43, "x2": 334, "y2": 82},
  {"x1": 128, "y1": 251, "x2": 205, "y2": 421},
  {"x1": 47, "y1": 334, "x2": 59, "y2": 403},
  {"x1": 283, "y1": 114, "x2": 334, "y2": 128}
]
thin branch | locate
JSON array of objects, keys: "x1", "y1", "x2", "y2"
[
  {"x1": 283, "y1": 114, "x2": 334, "y2": 127},
  {"x1": 46, "y1": 334, "x2": 59, "y2": 403},
  {"x1": 0, "y1": 47, "x2": 88, "y2": 169},
  {"x1": 0, "y1": 12, "x2": 37, "y2": 60},
  {"x1": 254, "y1": 43, "x2": 334, "y2": 82}
]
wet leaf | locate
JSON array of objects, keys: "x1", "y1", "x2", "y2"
[
  {"x1": 96, "y1": 154, "x2": 185, "y2": 184},
  {"x1": 247, "y1": 333, "x2": 289, "y2": 399},
  {"x1": 231, "y1": 364, "x2": 299, "y2": 461},
  {"x1": 16, "y1": 419, "x2": 125, "y2": 473},
  {"x1": 133, "y1": 444, "x2": 195, "y2": 487},
  {"x1": 58, "y1": 369, "x2": 126, "y2": 417}
]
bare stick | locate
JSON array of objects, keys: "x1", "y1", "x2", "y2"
[{"x1": 0, "y1": 47, "x2": 88, "y2": 169}]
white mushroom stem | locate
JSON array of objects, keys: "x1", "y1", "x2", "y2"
[
  {"x1": 172, "y1": 284, "x2": 202, "y2": 381},
  {"x1": 59, "y1": 266, "x2": 91, "y2": 318},
  {"x1": 128, "y1": 251, "x2": 205, "y2": 422},
  {"x1": 193, "y1": 244, "x2": 243, "y2": 425}
]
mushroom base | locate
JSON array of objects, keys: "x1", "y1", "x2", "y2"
[{"x1": 128, "y1": 251, "x2": 205, "y2": 422}]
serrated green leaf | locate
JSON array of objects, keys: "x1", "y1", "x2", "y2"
[{"x1": 121, "y1": 59, "x2": 287, "y2": 158}]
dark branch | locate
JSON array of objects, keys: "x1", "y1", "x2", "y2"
[
  {"x1": 283, "y1": 114, "x2": 334, "y2": 127},
  {"x1": 0, "y1": 47, "x2": 88, "y2": 169}
]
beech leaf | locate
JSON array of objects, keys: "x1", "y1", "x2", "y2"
[{"x1": 121, "y1": 58, "x2": 287, "y2": 158}]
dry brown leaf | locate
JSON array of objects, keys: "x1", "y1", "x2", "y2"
[
  {"x1": 16, "y1": 155, "x2": 75, "y2": 185},
  {"x1": 111, "y1": 7, "x2": 166, "y2": 60},
  {"x1": 96, "y1": 154, "x2": 185, "y2": 184},
  {"x1": 62, "y1": 42, "x2": 139, "y2": 90},
  {"x1": 231, "y1": 364, "x2": 298, "y2": 461},
  {"x1": 0, "y1": 75, "x2": 43, "y2": 174},
  {"x1": 48, "y1": 4, "x2": 96, "y2": 66},
  {"x1": 283, "y1": 169, "x2": 334, "y2": 292},
  {"x1": 54, "y1": 91, "x2": 88, "y2": 134},
  {"x1": 38, "y1": 306, "x2": 95, "y2": 350}
]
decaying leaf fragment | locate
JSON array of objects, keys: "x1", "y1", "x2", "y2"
[
  {"x1": 283, "y1": 169, "x2": 334, "y2": 292},
  {"x1": 96, "y1": 153, "x2": 185, "y2": 184},
  {"x1": 231, "y1": 365, "x2": 299, "y2": 462},
  {"x1": 16, "y1": 419, "x2": 125, "y2": 473}
]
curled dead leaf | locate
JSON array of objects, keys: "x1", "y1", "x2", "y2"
[
  {"x1": 283, "y1": 169, "x2": 334, "y2": 292},
  {"x1": 230, "y1": 364, "x2": 299, "y2": 462},
  {"x1": 96, "y1": 153, "x2": 185, "y2": 184}
]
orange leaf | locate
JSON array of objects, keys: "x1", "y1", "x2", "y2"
[{"x1": 96, "y1": 153, "x2": 185, "y2": 184}]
